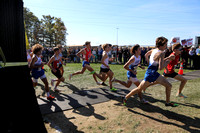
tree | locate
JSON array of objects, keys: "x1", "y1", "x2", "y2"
[
  {"x1": 41, "y1": 15, "x2": 56, "y2": 47},
  {"x1": 23, "y1": 7, "x2": 68, "y2": 47},
  {"x1": 23, "y1": 7, "x2": 40, "y2": 46},
  {"x1": 54, "y1": 17, "x2": 67, "y2": 46}
]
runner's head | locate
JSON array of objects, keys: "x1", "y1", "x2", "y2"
[
  {"x1": 130, "y1": 44, "x2": 141, "y2": 55},
  {"x1": 172, "y1": 43, "x2": 182, "y2": 55},
  {"x1": 53, "y1": 47, "x2": 60, "y2": 55},
  {"x1": 32, "y1": 44, "x2": 43, "y2": 56},
  {"x1": 156, "y1": 36, "x2": 168, "y2": 51},
  {"x1": 57, "y1": 44, "x2": 63, "y2": 52},
  {"x1": 102, "y1": 43, "x2": 112, "y2": 52},
  {"x1": 85, "y1": 41, "x2": 91, "y2": 48}
]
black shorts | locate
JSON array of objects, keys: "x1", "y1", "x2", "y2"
[
  {"x1": 100, "y1": 67, "x2": 111, "y2": 73},
  {"x1": 163, "y1": 72, "x2": 178, "y2": 78},
  {"x1": 51, "y1": 69, "x2": 62, "y2": 79}
]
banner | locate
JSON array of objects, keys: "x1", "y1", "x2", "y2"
[
  {"x1": 170, "y1": 37, "x2": 180, "y2": 45},
  {"x1": 181, "y1": 38, "x2": 193, "y2": 47},
  {"x1": 24, "y1": 21, "x2": 30, "y2": 49}
]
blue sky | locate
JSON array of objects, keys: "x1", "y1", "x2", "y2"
[{"x1": 23, "y1": 0, "x2": 200, "y2": 46}]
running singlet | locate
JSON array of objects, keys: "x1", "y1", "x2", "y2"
[
  {"x1": 53, "y1": 55, "x2": 61, "y2": 69},
  {"x1": 32, "y1": 54, "x2": 42, "y2": 71},
  {"x1": 101, "y1": 52, "x2": 109, "y2": 68},
  {"x1": 127, "y1": 55, "x2": 141, "y2": 78},
  {"x1": 144, "y1": 49, "x2": 161, "y2": 83},
  {"x1": 164, "y1": 52, "x2": 179, "y2": 74},
  {"x1": 84, "y1": 48, "x2": 91, "y2": 62}
]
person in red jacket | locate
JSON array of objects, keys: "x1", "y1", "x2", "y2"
[{"x1": 163, "y1": 43, "x2": 187, "y2": 98}]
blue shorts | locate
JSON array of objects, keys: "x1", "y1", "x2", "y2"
[
  {"x1": 82, "y1": 61, "x2": 90, "y2": 67},
  {"x1": 144, "y1": 66, "x2": 160, "y2": 83},
  {"x1": 31, "y1": 69, "x2": 46, "y2": 82},
  {"x1": 127, "y1": 71, "x2": 136, "y2": 79}
]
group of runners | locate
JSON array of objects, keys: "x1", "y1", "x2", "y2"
[{"x1": 28, "y1": 36, "x2": 187, "y2": 107}]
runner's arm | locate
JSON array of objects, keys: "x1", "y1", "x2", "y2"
[
  {"x1": 123, "y1": 56, "x2": 137, "y2": 74},
  {"x1": 158, "y1": 52, "x2": 167, "y2": 70},
  {"x1": 76, "y1": 49, "x2": 85, "y2": 60},
  {"x1": 138, "y1": 56, "x2": 145, "y2": 69},
  {"x1": 47, "y1": 56, "x2": 56, "y2": 72},
  {"x1": 145, "y1": 50, "x2": 152, "y2": 65}
]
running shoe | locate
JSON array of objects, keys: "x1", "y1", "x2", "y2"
[
  {"x1": 165, "y1": 102, "x2": 179, "y2": 107},
  {"x1": 96, "y1": 82, "x2": 102, "y2": 85},
  {"x1": 122, "y1": 97, "x2": 127, "y2": 106},
  {"x1": 110, "y1": 87, "x2": 118, "y2": 92},
  {"x1": 47, "y1": 95, "x2": 55, "y2": 100},
  {"x1": 176, "y1": 93, "x2": 187, "y2": 98},
  {"x1": 69, "y1": 74, "x2": 72, "y2": 80},
  {"x1": 140, "y1": 98, "x2": 149, "y2": 104}
]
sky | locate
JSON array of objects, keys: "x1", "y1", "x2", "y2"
[{"x1": 23, "y1": 0, "x2": 200, "y2": 46}]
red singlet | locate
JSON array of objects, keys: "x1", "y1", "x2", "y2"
[
  {"x1": 164, "y1": 52, "x2": 180, "y2": 74},
  {"x1": 84, "y1": 48, "x2": 91, "y2": 62}
]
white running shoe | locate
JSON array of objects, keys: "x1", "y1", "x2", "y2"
[{"x1": 96, "y1": 81, "x2": 102, "y2": 85}]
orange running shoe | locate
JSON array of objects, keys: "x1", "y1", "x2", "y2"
[{"x1": 47, "y1": 95, "x2": 55, "y2": 100}]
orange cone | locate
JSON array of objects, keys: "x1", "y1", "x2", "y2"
[{"x1": 178, "y1": 62, "x2": 183, "y2": 75}]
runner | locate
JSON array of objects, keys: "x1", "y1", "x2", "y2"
[
  {"x1": 112, "y1": 44, "x2": 149, "y2": 103},
  {"x1": 99, "y1": 43, "x2": 118, "y2": 92},
  {"x1": 30, "y1": 44, "x2": 55, "y2": 100},
  {"x1": 57, "y1": 44, "x2": 68, "y2": 76},
  {"x1": 163, "y1": 43, "x2": 187, "y2": 98},
  {"x1": 122, "y1": 37, "x2": 177, "y2": 107},
  {"x1": 47, "y1": 47, "x2": 65, "y2": 92},
  {"x1": 69, "y1": 41, "x2": 103, "y2": 84}
]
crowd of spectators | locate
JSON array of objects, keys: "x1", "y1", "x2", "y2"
[{"x1": 28, "y1": 44, "x2": 200, "y2": 70}]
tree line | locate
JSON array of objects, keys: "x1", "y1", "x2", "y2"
[{"x1": 23, "y1": 7, "x2": 67, "y2": 47}]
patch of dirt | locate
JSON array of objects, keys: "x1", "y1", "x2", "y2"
[{"x1": 43, "y1": 99, "x2": 192, "y2": 133}]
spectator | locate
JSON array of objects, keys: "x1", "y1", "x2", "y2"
[
  {"x1": 118, "y1": 47, "x2": 123, "y2": 64},
  {"x1": 189, "y1": 46, "x2": 196, "y2": 69},
  {"x1": 123, "y1": 47, "x2": 129, "y2": 64},
  {"x1": 141, "y1": 47, "x2": 147, "y2": 65},
  {"x1": 195, "y1": 45, "x2": 200, "y2": 69},
  {"x1": 182, "y1": 46, "x2": 189, "y2": 68},
  {"x1": 92, "y1": 48, "x2": 97, "y2": 63},
  {"x1": 98, "y1": 46, "x2": 103, "y2": 61}
]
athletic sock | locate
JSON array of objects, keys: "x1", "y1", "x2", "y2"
[{"x1": 90, "y1": 71, "x2": 95, "y2": 74}]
